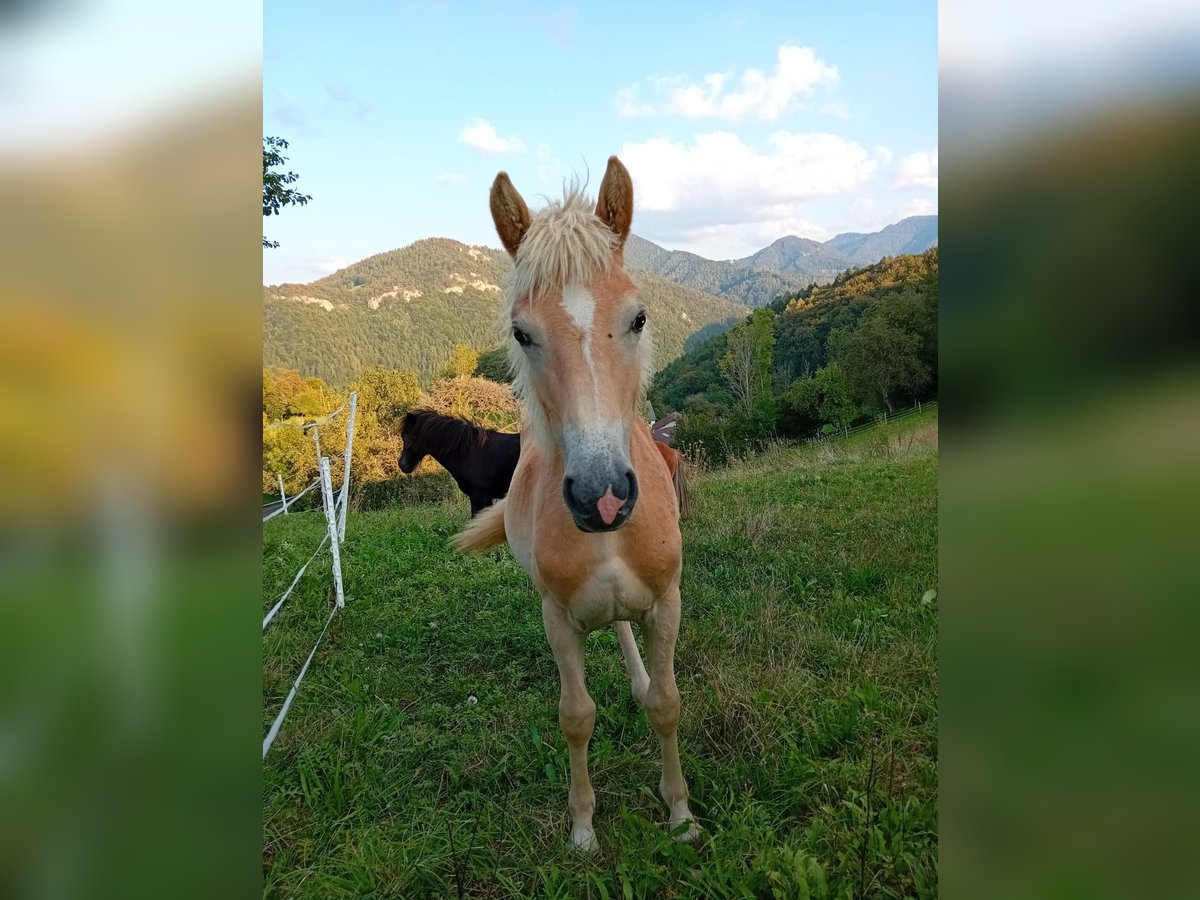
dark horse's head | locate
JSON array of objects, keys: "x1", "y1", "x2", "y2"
[
  {"x1": 398, "y1": 411, "x2": 426, "y2": 474},
  {"x1": 399, "y1": 409, "x2": 483, "y2": 474}
]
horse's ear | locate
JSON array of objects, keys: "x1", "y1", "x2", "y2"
[
  {"x1": 490, "y1": 172, "x2": 532, "y2": 258},
  {"x1": 595, "y1": 155, "x2": 633, "y2": 253}
]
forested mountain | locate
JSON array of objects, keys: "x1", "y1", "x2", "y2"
[
  {"x1": 824, "y1": 216, "x2": 939, "y2": 265},
  {"x1": 649, "y1": 248, "x2": 938, "y2": 459},
  {"x1": 263, "y1": 216, "x2": 936, "y2": 386},
  {"x1": 625, "y1": 235, "x2": 813, "y2": 308},
  {"x1": 740, "y1": 235, "x2": 859, "y2": 277},
  {"x1": 625, "y1": 216, "x2": 938, "y2": 308},
  {"x1": 264, "y1": 238, "x2": 742, "y2": 385}
]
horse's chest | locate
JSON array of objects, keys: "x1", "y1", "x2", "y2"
[
  {"x1": 564, "y1": 561, "x2": 652, "y2": 628},
  {"x1": 537, "y1": 547, "x2": 662, "y2": 628}
]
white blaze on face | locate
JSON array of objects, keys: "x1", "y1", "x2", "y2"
[
  {"x1": 561, "y1": 283, "x2": 595, "y2": 334},
  {"x1": 561, "y1": 283, "x2": 600, "y2": 409}
]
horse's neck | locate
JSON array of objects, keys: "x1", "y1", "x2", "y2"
[{"x1": 427, "y1": 444, "x2": 470, "y2": 481}]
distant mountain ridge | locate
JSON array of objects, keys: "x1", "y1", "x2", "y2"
[
  {"x1": 263, "y1": 237, "x2": 743, "y2": 385},
  {"x1": 824, "y1": 216, "x2": 939, "y2": 264},
  {"x1": 263, "y1": 216, "x2": 936, "y2": 385},
  {"x1": 625, "y1": 215, "x2": 937, "y2": 307}
]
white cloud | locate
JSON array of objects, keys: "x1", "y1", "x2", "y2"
[
  {"x1": 820, "y1": 102, "x2": 852, "y2": 119},
  {"x1": 614, "y1": 86, "x2": 654, "y2": 117},
  {"x1": 616, "y1": 45, "x2": 839, "y2": 122},
  {"x1": 874, "y1": 145, "x2": 894, "y2": 165},
  {"x1": 458, "y1": 119, "x2": 525, "y2": 154},
  {"x1": 828, "y1": 193, "x2": 938, "y2": 237},
  {"x1": 894, "y1": 148, "x2": 938, "y2": 189},
  {"x1": 436, "y1": 173, "x2": 467, "y2": 186},
  {"x1": 891, "y1": 197, "x2": 937, "y2": 219},
  {"x1": 618, "y1": 130, "x2": 876, "y2": 258},
  {"x1": 621, "y1": 130, "x2": 876, "y2": 214}
]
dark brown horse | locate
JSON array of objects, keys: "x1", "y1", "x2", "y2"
[{"x1": 399, "y1": 410, "x2": 521, "y2": 516}]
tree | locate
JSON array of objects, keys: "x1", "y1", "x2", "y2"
[
  {"x1": 270, "y1": 369, "x2": 306, "y2": 418},
  {"x1": 475, "y1": 346, "x2": 513, "y2": 383},
  {"x1": 424, "y1": 376, "x2": 521, "y2": 432},
  {"x1": 262, "y1": 369, "x2": 284, "y2": 420},
  {"x1": 344, "y1": 368, "x2": 424, "y2": 485},
  {"x1": 716, "y1": 308, "x2": 777, "y2": 449},
  {"x1": 719, "y1": 309, "x2": 775, "y2": 415},
  {"x1": 440, "y1": 344, "x2": 479, "y2": 381},
  {"x1": 350, "y1": 368, "x2": 422, "y2": 429},
  {"x1": 263, "y1": 415, "x2": 321, "y2": 495},
  {"x1": 781, "y1": 363, "x2": 860, "y2": 433},
  {"x1": 263, "y1": 137, "x2": 311, "y2": 249},
  {"x1": 833, "y1": 303, "x2": 930, "y2": 413}
]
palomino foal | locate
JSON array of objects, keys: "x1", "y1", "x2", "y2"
[{"x1": 454, "y1": 157, "x2": 698, "y2": 851}]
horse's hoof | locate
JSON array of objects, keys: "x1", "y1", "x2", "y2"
[
  {"x1": 571, "y1": 825, "x2": 599, "y2": 853},
  {"x1": 670, "y1": 818, "x2": 701, "y2": 843}
]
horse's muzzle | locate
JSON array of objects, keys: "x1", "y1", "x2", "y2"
[{"x1": 563, "y1": 470, "x2": 638, "y2": 533}]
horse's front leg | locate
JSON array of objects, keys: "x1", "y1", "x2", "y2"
[
  {"x1": 542, "y1": 595, "x2": 599, "y2": 852},
  {"x1": 641, "y1": 586, "x2": 699, "y2": 841}
]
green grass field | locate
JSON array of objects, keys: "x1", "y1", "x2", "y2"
[{"x1": 263, "y1": 408, "x2": 938, "y2": 898}]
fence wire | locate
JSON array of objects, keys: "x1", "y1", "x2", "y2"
[{"x1": 262, "y1": 392, "x2": 357, "y2": 759}]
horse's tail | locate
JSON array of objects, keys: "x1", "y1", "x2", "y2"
[
  {"x1": 452, "y1": 499, "x2": 507, "y2": 554},
  {"x1": 672, "y1": 453, "x2": 691, "y2": 519}
]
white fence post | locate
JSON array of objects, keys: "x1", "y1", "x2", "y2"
[
  {"x1": 337, "y1": 391, "x2": 358, "y2": 543},
  {"x1": 319, "y1": 457, "x2": 345, "y2": 608},
  {"x1": 311, "y1": 424, "x2": 321, "y2": 462},
  {"x1": 278, "y1": 473, "x2": 289, "y2": 515}
]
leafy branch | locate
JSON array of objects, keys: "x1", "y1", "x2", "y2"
[{"x1": 263, "y1": 136, "x2": 312, "y2": 248}]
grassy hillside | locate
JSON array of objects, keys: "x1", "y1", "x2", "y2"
[
  {"x1": 262, "y1": 409, "x2": 938, "y2": 897},
  {"x1": 264, "y1": 238, "x2": 742, "y2": 385}
]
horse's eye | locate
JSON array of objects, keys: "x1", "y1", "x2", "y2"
[
  {"x1": 512, "y1": 326, "x2": 532, "y2": 347},
  {"x1": 632, "y1": 311, "x2": 647, "y2": 333}
]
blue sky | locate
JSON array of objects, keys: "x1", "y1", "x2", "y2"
[{"x1": 264, "y1": 0, "x2": 937, "y2": 284}]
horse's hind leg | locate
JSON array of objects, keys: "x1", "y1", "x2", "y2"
[
  {"x1": 542, "y1": 595, "x2": 599, "y2": 852},
  {"x1": 614, "y1": 620, "x2": 649, "y2": 704},
  {"x1": 641, "y1": 587, "x2": 699, "y2": 842}
]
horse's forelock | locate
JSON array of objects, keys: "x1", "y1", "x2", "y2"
[{"x1": 503, "y1": 182, "x2": 618, "y2": 313}]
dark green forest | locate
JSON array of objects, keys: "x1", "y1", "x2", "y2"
[{"x1": 649, "y1": 249, "x2": 938, "y2": 462}]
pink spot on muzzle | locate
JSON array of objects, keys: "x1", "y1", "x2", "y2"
[{"x1": 596, "y1": 486, "x2": 626, "y2": 525}]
